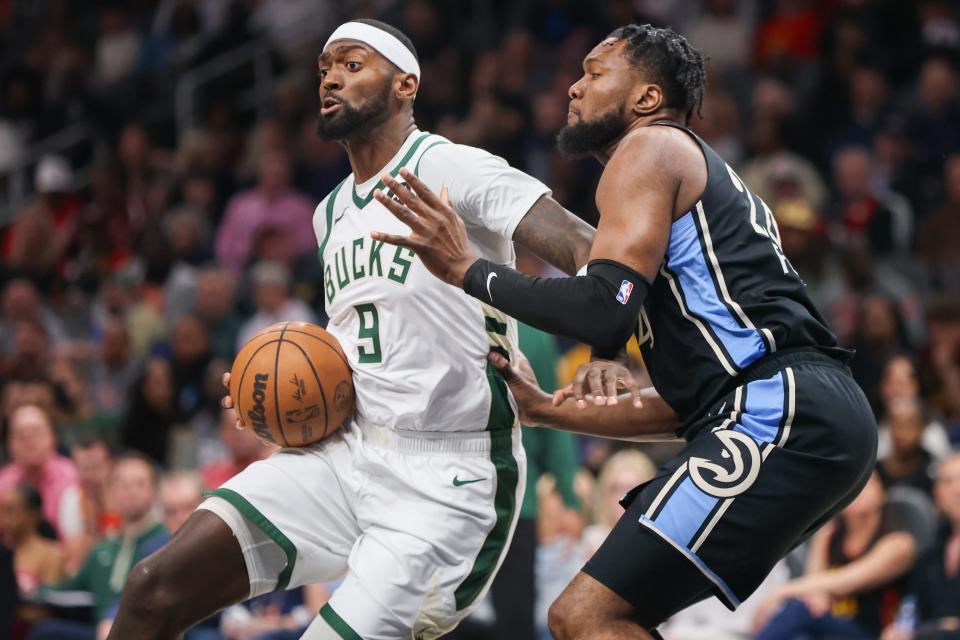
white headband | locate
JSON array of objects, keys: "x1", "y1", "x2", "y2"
[{"x1": 324, "y1": 22, "x2": 420, "y2": 79}]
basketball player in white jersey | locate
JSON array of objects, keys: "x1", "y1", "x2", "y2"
[{"x1": 106, "y1": 19, "x2": 596, "y2": 640}]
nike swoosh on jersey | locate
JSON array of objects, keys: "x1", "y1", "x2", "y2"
[
  {"x1": 486, "y1": 272, "x2": 497, "y2": 300},
  {"x1": 452, "y1": 475, "x2": 484, "y2": 487}
]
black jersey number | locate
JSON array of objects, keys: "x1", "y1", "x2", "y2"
[{"x1": 724, "y1": 163, "x2": 799, "y2": 278}]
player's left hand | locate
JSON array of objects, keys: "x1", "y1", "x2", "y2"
[{"x1": 371, "y1": 168, "x2": 477, "y2": 287}]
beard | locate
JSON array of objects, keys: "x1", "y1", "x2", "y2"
[
  {"x1": 556, "y1": 106, "x2": 630, "y2": 157},
  {"x1": 315, "y1": 81, "x2": 392, "y2": 141}
]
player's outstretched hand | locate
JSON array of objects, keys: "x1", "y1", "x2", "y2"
[
  {"x1": 220, "y1": 372, "x2": 243, "y2": 429},
  {"x1": 487, "y1": 351, "x2": 552, "y2": 426},
  {"x1": 371, "y1": 168, "x2": 478, "y2": 288},
  {"x1": 553, "y1": 360, "x2": 643, "y2": 409}
]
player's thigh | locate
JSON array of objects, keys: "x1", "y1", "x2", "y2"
[
  {"x1": 321, "y1": 430, "x2": 526, "y2": 640},
  {"x1": 201, "y1": 432, "x2": 364, "y2": 595},
  {"x1": 582, "y1": 362, "x2": 876, "y2": 627}
]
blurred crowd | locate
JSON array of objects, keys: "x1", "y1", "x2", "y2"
[{"x1": 1, "y1": 0, "x2": 960, "y2": 638}]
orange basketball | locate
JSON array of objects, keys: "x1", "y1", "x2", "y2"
[{"x1": 230, "y1": 322, "x2": 354, "y2": 447}]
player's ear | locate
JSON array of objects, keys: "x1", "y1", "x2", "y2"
[
  {"x1": 632, "y1": 83, "x2": 663, "y2": 117},
  {"x1": 396, "y1": 73, "x2": 418, "y2": 104}
]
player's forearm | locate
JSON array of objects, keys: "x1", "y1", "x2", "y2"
[
  {"x1": 528, "y1": 388, "x2": 680, "y2": 441},
  {"x1": 783, "y1": 534, "x2": 916, "y2": 599},
  {"x1": 462, "y1": 260, "x2": 647, "y2": 358},
  {"x1": 513, "y1": 195, "x2": 595, "y2": 275}
]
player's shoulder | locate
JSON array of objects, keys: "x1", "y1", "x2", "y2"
[
  {"x1": 414, "y1": 134, "x2": 505, "y2": 173},
  {"x1": 609, "y1": 124, "x2": 700, "y2": 179}
]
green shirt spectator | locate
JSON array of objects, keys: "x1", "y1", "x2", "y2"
[
  {"x1": 40, "y1": 521, "x2": 169, "y2": 622},
  {"x1": 518, "y1": 322, "x2": 581, "y2": 517}
]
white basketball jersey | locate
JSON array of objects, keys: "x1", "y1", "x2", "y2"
[{"x1": 313, "y1": 131, "x2": 550, "y2": 432}]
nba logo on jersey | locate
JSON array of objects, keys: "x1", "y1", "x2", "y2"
[{"x1": 616, "y1": 280, "x2": 634, "y2": 304}]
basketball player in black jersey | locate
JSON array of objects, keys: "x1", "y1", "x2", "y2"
[{"x1": 373, "y1": 23, "x2": 877, "y2": 640}]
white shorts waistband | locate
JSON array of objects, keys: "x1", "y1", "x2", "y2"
[{"x1": 355, "y1": 421, "x2": 516, "y2": 455}]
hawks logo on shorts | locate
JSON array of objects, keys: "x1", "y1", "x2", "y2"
[{"x1": 687, "y1": 430, "x2": 762, "y2": 498}]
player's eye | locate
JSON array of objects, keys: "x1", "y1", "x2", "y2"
[
  {"x1": 346, "y1": 61, "x2": 362, "y2": 71},
  {"x1": 589, "y1": 72, "x2": 601, "y2": 79},
  {"x1": 318, "y1": 68, "x2": 328, "y2": 79}
]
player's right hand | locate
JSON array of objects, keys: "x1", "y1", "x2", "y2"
[
  {"x1": 220, "y1": 372, "x2": 243, "y2": 429},
  {"x1": 554, "y1": 360, "x2": 643, "y2": 409},
  {"x1": 488, "y1": 351, "x2": 551, "y2": 426}
]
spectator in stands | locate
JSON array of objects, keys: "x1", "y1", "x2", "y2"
[
  {"x1": 685, "y1": 0, "x2": 752, "y2": 74},
  {"x1": 877, "y1": 399, "x2": 936, "y2": 495},
  {"x1": 881, "y1": 453, "x2": 960, "y2": 640},
  {"x1": 166, "y1": 313, "x2": 213, "y2": 420},
  {"x1": 201, "y1": 407, "x2": 272, "y2": 489},
  {"x1": 754, "y1": 473, "x2": 917, "y2": 639},
  {"x1": 31, "y1": 453, "x2": 168, "y2": 640},
  {"x1": 3, "y1": 155, "x2": 82, "y2": 289},
  {"x1": 917, "y1": 154, "x2": 960, "y2": 291},
  {"x1": 92, "y1": 6, "x2": 142, "y2": 89},
  {"x1": 235, "y1": 261, "x2": 316, "y2": 350},
  {"x1": 65, "y1": 438, "x2": 118, "y2": 573},
  {"x1": 905, "y1": 56, "x2": 960, "y2": 181},
  {"x1": 2, "y1": 320, "x2": 51, "y2": 383},
  {"x1": 86, "y1": 315, "x2": 136, "y2": 425},
  {"x1": 829, "y1": 146, "x2": 913, "y2": 257},
  {"x1": 214, "y1": 150, "x2": 315, "y2": 273},
  {"x1": 833, "y1": 65, "x2": 892, "y2": 152},
  {"x1": 121, "y1": 358, "x2": 180, "y2": 465},
  {"x1": 753, "y1": 0, "x2": 822, "y2": 72},
  {"x1": 877, "y1": 355, "x2": 952, "y2": 461},
  {"x1": 581, "y1": 449, "x2": 657, "y2": 557},
  {"x1": 0, "y1": 280, "x2": 65, "y2": 360},
  {"x1": 192, "y1": 267, "x2": 240, "y2": 362},
  {"x1": 0, "y1": 406, "x2": 80, "y2": 542},
  {"x1": 159, "y1": 471, "x2": 204, "y2": 534},
  {"x1": 924, "y1": 296, "x2": 960, "y2": 431},
  {"x1": 849, "y1": 293, "x2": 914, "y2": 412},
  {"x1": 0, "y1": 485, "x2": 65, "y2": 596},
  {"x1": 741, "y1": 116, "x2": 828, "y2": 211}
]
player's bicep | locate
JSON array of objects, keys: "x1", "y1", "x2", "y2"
[{"x1": 588, "y1": 145, "x2": 676, "y2": 282}]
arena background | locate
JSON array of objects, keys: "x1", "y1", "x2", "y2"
[{"x1": 1, "y1": 1, "x2": 959, "y2": 639}]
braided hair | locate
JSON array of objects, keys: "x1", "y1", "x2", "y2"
[{"x1": 607, "y1": 24, "x2": 706, "y2": 123}]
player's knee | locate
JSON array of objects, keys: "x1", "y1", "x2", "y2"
[{"x1": 123, "y1": 556, "x2": 180, "y2": 621}]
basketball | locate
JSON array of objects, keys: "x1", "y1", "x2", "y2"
[{"x1": 230, "y1": 322, "x2": 354, "y2": 447}]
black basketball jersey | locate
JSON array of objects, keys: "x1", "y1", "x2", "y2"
[{"x1": 638, "y1": 122, "x2": 846, "y2": 429}]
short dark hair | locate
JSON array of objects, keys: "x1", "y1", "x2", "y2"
[
  {"x1": 112, "y1": 450, "x2": 161, "y2": 487},
  {"x1": 352, "y1": 18, "x2": 418, "y2": 63},
  {"x1": 607, "y1": 24, "x2": 706, "y2": 123}
]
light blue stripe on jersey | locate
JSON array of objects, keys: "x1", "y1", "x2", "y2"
[
  {"x1": 734, "y1": 372, "x2": 785, "y2": 445},
  {"x1": 667, "y1": 213, "x2": 767, "y2": 370}
]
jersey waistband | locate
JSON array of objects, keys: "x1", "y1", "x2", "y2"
[
  {"x1": 735, "y1": 347, "x2": 851, "y2": 385},
  {"x1": 355, "y1": 420, "x2": 517, "y2": 455},
  {"x1": 680, "y1": 348, "x2": 852, "y2": 437}
]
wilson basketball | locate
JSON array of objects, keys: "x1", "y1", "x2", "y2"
[{"x1": 230, "y1": 322, "x2": 354, "y2": 447}]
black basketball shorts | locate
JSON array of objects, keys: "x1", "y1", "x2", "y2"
[{"x1": 583, "y1": 350, "x2": 877, "y2": 628}]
